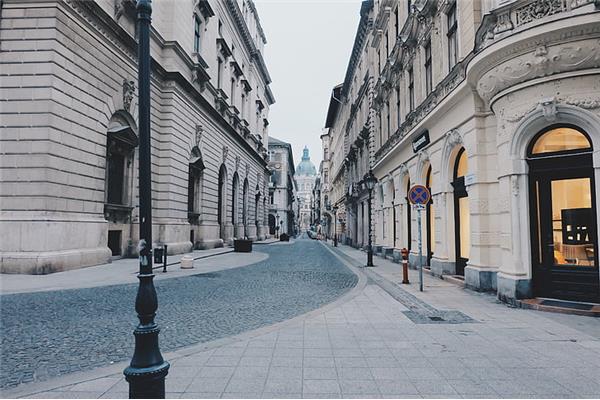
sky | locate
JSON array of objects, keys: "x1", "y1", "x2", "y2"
[{"x1": 253, "y1": 0, "x2": 363, "y2": 170}]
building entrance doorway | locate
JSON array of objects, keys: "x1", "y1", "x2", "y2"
[
  {"x1": 452, "y1": 148, "x2": 469, "y2": 276},
  {"x1": 528, "y1": 126, "x2": 599, "y2": 303}
]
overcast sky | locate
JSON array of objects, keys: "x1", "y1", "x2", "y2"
[{"x1": 254, "y1": 0, "x2": 363, "y2": 170}]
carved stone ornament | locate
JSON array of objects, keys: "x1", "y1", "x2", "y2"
[
  {"x1": 398, "y1": 162, "x2": 409, "y2": 177},
  {"x1": 122, "y1": 79, "x2": 135, "y2": 111},
  {"x1": 477, "y1": 39, "x2": 600, "y2": 102},
  {"x1": 562, "y1": 96, "x2": 600, "y2": 110},
  {"x1": 235, "y1": 155, "x2": 241, "y2": 171},
  {"x1": 222, "y1": 145, "x2": 229, "y2": 163},
  {"x1": 114, "y1": 0, "x2": 123, "y2": 19},
  {"x1": 417, "y1": 149, "x2": 430, "y2": 167},
  {"x1": 245, "y1": 163, "x2": 250, "y2": 177},
  {"x1": 445, "y1": 129, "x2": 462, "y2": 147},
  {"x1": 503, "y1": 95, "x2": 600, "y2": 126},
  {"x1": 540, "y1": 97, "x2": 558, "y2": 122},
  {"x1": 195, "y1": 124, "x2": 203, "y2": 147}
]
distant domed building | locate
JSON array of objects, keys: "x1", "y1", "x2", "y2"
[
  {"x1": 295, "y1": 146, "x2": 317, "y2": 231},
  {"x1": 296, "y1": 147, "x2": 317, "y2": 176}
]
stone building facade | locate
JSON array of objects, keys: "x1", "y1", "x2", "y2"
[
  {"x1": 0, "y1": 0, "x2": 275, "y2": 274},
  {"x1": 322, "y1": 0, "x2": 600, "y2": 304},
  {"x1": 267, "y1": 137, "x2": 297, "y2": 237},
  {"x1": 295, "y1": 147, "x2": 317, "y2": 231}
]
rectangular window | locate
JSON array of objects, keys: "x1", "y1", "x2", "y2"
[
  {"x1": 230, "y1": 78, "x2": 236, "y2": 103},
  {"x1": 241, "y1": 93, "x2": 245, "y2": 118},
  {"x1": 385, "y1": 30, "x2": 389, "y2": 57},
  {"x1": 386, "y1": 101, "x2": 390, "y2": 140},
  {"x1": 408, "y1": 67, "x2": 414, "y2": 112},
  {"x1": 447, "y1": 3, "x2": 458, "y2": 70},
  {"x1": 424, "y1": 40, "x2": 432, "y2": 94},
  {"x1": 217, "y1": 58, "x2": 223, "y2": 89},
  {"x1": 394, "y1": 7, "x2": 399, "y2": 37},
  {"x1": 379, "y1": 112, "x2": 382, "y2": 147},
  {"x1": 107, "y1": 152, "x2": 125, "y2": 204},
  {"x1": 396, "y1": 86, "x2": 401, "y2": 126},
  {"x1": 194, "y1": 15, "x2": 201, "y2": 53}
]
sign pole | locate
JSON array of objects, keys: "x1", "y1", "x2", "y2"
[
  {"x1": 417, "y1": 205, "x2": 423, "y2": 292},
  {"x1": 408, "y1": 185, "x2": 429, "y2": 293}
]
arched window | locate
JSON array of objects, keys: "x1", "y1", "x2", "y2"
[
  {"x1": 453, "y1": 147, "x2": 469, "y2": 275},
  {"x1": 217, "y1": 165, "x2": 227, "y2": 237},
  {"x1": 529, "y1": 126, "x2": 592, "y2": 156},
  {"x1": 454, "y1": 148, "x2": 468, "y2": 179}
]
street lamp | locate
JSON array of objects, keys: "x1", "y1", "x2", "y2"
[
  {"x1": 123, "y1": 1, "x2": 169, "y2": 398},
  {"x1": 332, "y1": 205, "x2": 338, "y2": 247},
  {"x1": 324, "y1": 200, "x2": 331, "y2": 241},
  {"x1": 363, "y1": 170, "x2": 378, "y2": 267}
]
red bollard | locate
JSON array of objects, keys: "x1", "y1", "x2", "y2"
[{"x1": 401, "y1": 248, "x2": 410, "y2": 284}]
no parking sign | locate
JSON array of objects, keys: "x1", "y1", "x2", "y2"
[{"x1": 408, "y1": 185, "x2": 430, "y2": 206}]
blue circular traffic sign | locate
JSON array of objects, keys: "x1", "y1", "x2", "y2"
[{"x1": 408, "y1": 185, "x2": 431, "y2": 205}]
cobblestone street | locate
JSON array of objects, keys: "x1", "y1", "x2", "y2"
[
  {"x1": 0, "y1": 239, "x2": 357, "y2": 390},
  {"x1": 3, "y1": 240, "x2": 600, "y2": 399}
]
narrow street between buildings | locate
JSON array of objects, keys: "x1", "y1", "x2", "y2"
[{"x1": 3, "y1": 238, "x2": 599, "y2": 399}]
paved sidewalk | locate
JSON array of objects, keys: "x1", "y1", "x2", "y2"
[
  {"x1": 0, "y1": 239, "x2": 277, "y2": 295},
  {"x1": 4, "y1": 242, "x2": 600, "y2": 399}
]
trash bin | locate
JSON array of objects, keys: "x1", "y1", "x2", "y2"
[{"x1": 153, "y1": 246, "x2": 164, "y2": 264}]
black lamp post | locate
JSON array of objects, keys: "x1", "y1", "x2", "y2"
[
  {"x1": 123, "y1": 1, "x2": 169, "y2": 398},
  {"x1": 332, "y1": 205, "x2": 338, "y2": 247},
  {"x1": 363, "y1": 170, "x2": 378, "y2": 267}
]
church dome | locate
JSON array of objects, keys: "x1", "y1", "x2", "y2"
[{"x1": 296, "y1": 146, "x2": 317, "y2": 176}]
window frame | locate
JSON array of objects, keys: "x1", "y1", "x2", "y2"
[
  {"x1": 447, "y1": 3, "x2": 458, "y2": 71},
  {"x1": 424, "y1": 39, "x2": 432, "y2": 95},
  {"x1": 193, "y1": 14, "x2": 202, "y2": 53},
  {"x1": 408, "y1": 67, "x2": 415, "y2": 112}
]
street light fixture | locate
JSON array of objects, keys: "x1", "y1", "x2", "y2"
[
  {"x1": 332, "y1": 205, "x2": 338, "y2": 247},
  {"x1": 123, "y1": 1, "x2": 169, "y2": 398},
  {"x1": 363, "y1": 170, "x2": 378, "y2": 267}
]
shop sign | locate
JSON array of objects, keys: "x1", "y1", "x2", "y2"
[
  {"x1": 412, "y1": 130, "x2": 430, "y2": 153},
  {"x1": 465, "y1": 173, "x2": 476, "y2": 186}
]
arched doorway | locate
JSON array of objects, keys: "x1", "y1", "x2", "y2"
[
  {"x1": 268, "y1": 214, "x2": 276, "y2": 235},
  {"x1": 232, "y1": 173, "x2": 239, "y2": 238},
  {"x1": 217, "y1": 165, "x2": 227, "y2": 240},
  {"x1": 242, "y1": 178, "x2": 249, "y2": 237},
  {"x1": 426, "y1": 166, "x2": 435, "y2": 266},
  {"x1": 452, "y1": 148, "x2": 469, "y2": 276},
  {"x1": 405, "y1": 178, "x2": 412, "y2": 251},
  {"x1": 528, "y1": 126, "x2": 598, "y2": 302}
]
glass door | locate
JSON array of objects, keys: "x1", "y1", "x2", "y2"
[{"x1": 530, "y1": 171, "x2": 599, "y2": 302}]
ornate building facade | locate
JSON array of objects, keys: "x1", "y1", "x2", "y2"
[
  {"x1": 0, "y1": 0, "x2": 275, "y2": 273},
  {"x1": 322, "y1": 0, "x2": 600, "y2": 304},
  {"x1": 267, "y1": 137, "x2": 297, "y2": 237}
]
